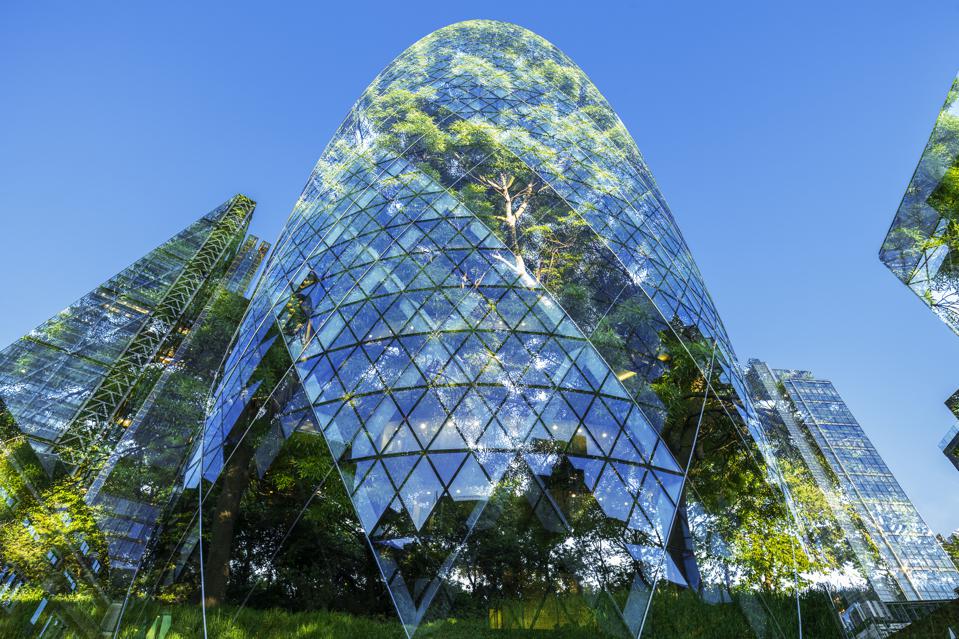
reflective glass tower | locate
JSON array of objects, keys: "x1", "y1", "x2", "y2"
[
  {"x1": 748, "y1": 360, "x2": 959, "y2": 636},
  {"x1": 176, "y1": 20, "x2": 837, "y2": 639},
  {"x1": 0, "y1": 195, "x2": 260, "y2": 469},
  {"x1": 753, "y1": 364, "x2": 959, "y2": 602},
  {"x1": 880, "y1": 73, "x2": 959, "y2": 473},
  {"x1": 880, "y1": 73, "x2": 959, "y2": 335},
  {"x1": 0, "y1": 195, "x2": 267, "y2": 636}
]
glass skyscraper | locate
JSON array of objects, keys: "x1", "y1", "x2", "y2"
[
  {"x1": 750, "y1": 363, "x2": 959, "y2": 603},
  {"x1": 880, "y1": 73, "x2": 959, "y2": 474},
  {"x1": 0, "y1": 195, "x2": 266, "y2": 636},
  {"x1": 881, "y1": 73, "x2": 959, "y2": 335},
  {"x1": 166, "y1": 20, "x2": 835, "y2": 639},
  {"x1": 0, "y1": 195, "x2": 260, "y2": 469}
]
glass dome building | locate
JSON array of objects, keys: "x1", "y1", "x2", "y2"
[{"x1": 178, "y1": 20, "x2": 828, "y2": 639}]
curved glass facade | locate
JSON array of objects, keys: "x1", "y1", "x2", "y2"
[{"x1": 181, "y1": 20, "x2": 833, "y2": 638}]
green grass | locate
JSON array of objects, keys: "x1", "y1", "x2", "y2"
[
  {"x1": 0, "y1": 589, "x2": 844, "y2": 638},
  {"x1": 116, "y1": 604, "x2": 608, "y2": 639},
  {"x1": 110, "y1": 589, "x2": 842, "y2": 639},
  {"x1": 119, "y1": 605, "x2": 406, "y2": 639}
]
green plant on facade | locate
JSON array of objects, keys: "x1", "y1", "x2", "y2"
[{"x1": 941, "y1": 533, "x2": 959, "y2": 571}]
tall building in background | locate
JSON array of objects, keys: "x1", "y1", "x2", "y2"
[
  {"x1": 0, "y1": 195, "x2": 267, "y2": 636},
  {"x1": 0, "y1": 195, "x2": 259, "y2": 469},
  {"x1": 748, "y1": 361, "x2": 959, "y2": 604},
  {"x1": 748, "y1": 361, "x2": 959, "y2": 637},
  {"x1": 142, "y1": 20, "x2": 840, "y2": 639},
  {"x1": 880, "y1": 73, "x2": 959, "y2": 472}
]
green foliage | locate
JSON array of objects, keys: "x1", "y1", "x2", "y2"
[
  {"x1": 222, "y1": 432, "x2": 389, "y2": 615},
  {"x1": 365, "y1": 67, "x2": 817, "y2": 597},
  {"x1": 889, "y1": 599, "x2": 959, "y2": 638},
  {"x1": 458, "y1": 182, "x2": 496, "y2": 220},
  {"x1": 941, "y1": 533, "x2": 959, "y2": 570},
  {"x1": 918, "y1": 154, "x2": 959, "y2": 281},
  {"x1": 396, "y1": 110, "x2": 449, "y2": 154},
  {"x1": 0, "y1": 588, "x2": 102, "y2": 638},
  {"x1": 115, "y1": 602, "x2": 598, "y2": 638},
  {"x1": 0, "y1": 437, "x2": 108, "y2": 596},
  {"x1": 96, "y1": 288, "x2": 249, "y2": 507},
  {"x1": 641, "y1": 332, "x2": 817, "y2": 592},
  {"x1": 775, "y1": 457, "x2": 847, "y2": 572},
  {"x1": 124, "y1": 21, "x2": 837, "y2": 634},
  {"x1": 643, "y1": 585, "x2": 842, "y2": 639},
  {"x1": 182, "y1": 288, "x2": 249, "y2": 373},
  {"x1": 537, "y1": 59, "x2": 583, "y2": 104},
  {"x1": 884, "y1": 76, "x2": 959, "y2": 287},
  {"x1": 0, "y1": 478, "x2": 100, "y2": 583}
]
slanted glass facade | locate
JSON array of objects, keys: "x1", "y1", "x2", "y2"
[
  {"x1": 880, "y1": 73, "x2": 959, "y2": 335},
  {"x1": 174, "y1": 20, "x2": 836, "y2": 639},
  {"x1": 222, "y1": 235, "x2": 270, "y2": 296},
  {"x1": 746, "y1": 360, "x2": 894, "y2": 603},
  {"x1": 0, "y1": 196, "x2": 259, "y2": 469},
  {"x1": 773, "y1": 369, "x2": 959, "y2": 601},
  {"x1": 879, "y1": 73, "x2": 959, "y2": 475},
  {"x1": 0, "y1": 196, "x2": 267, "y2": 636},
  {"x1": 0, "y1": 207, "x2": 224, "y2": 450},
  {"x1": 941, "y1": 392, "x2": 959, "y2": 474}
]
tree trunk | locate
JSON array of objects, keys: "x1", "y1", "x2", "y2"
[{"x1": 203, "y1": 440, "x2": 254, "y2": 607}]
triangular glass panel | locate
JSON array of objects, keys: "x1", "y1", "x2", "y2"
[
  {"x1": 429, "y1": 421, "x2": 467, "y2": 451},
  {"x1": 448, "y1": 455, "x2": 494, "y2": 502},
  {"x1": 383, "y1": 454, "x2": 419, "y2": 487},
  {"x1": 399, "y1": 458, "x2": 443, "y2": 531},
  {"x1": 427, "y1": 452, "x2": 467, "y2": 487}
]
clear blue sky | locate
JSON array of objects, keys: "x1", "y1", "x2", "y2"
[{"x1": 2, "y1": 1, "x2": 959, "y2": 534}]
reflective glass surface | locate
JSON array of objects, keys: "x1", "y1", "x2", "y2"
[
  {"x1": 0, "y1": 197, "x2": 262, "y2": 637},
  {"x1": 0, "y1": 205, "x2": 228, "y2": 449},
  {"x1": 776, "y1": 369, "x2": 959, "y2": 601},
  {"x1": 183, "y1": 20, "x2": 830, "y2": 639},
  {"x1": 881, "y1": 74, "x2": 959, "y2": 334}
]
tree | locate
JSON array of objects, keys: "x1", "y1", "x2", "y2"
[
  {"x1": 941, "y1": 532, "x2": 959, "y2": 571},
  {"x1": 0, "y1": 432, "x2": 109, "y2": 604}
]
